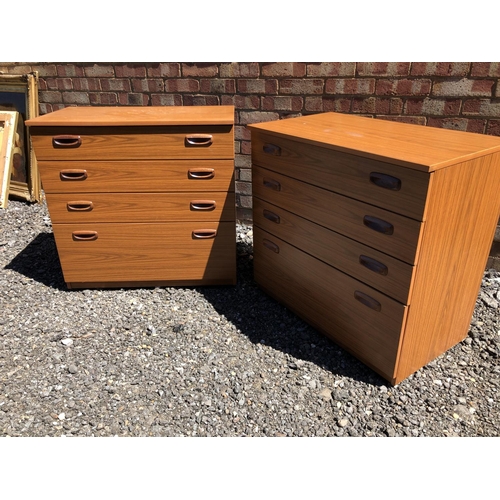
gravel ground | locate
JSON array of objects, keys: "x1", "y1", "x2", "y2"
[{"x1": 1, "y1": 198, "x2": 499, "y2": 438}]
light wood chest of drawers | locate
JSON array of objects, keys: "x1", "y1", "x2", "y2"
[
  {"x1": 27, "y1": 105, "x2": 236, "y2": 289},
  {"x1": 249, "y1": 112, "x2": 500, "y2": 385}
]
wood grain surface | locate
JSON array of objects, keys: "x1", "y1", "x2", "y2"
[
  {"x1": 38, "y1": 160, "x2": 235, "y2": 194},
  {"x1": 29, "y1": 105, "x2": 236, "y2": 288},
  {"x1": 253, "y1": 197, "x2": 416, "y2": 304},
  {"x1": 253, "y1": 227, "x2": 407, "y2": 381},
  {"x1": 30, "y1": 126, "x2": 234, "y2": 161},
  {"x1": 52, "y1": 221, "x2": 236, "y2": 285},
  {"x1": 45, "y1": 192, "x2": 236, "y2": 223},
  {"x1": 251, "y1": 130, "x2": 430, "y2": 220},
  {"x1": 26, "y1": 105, "x2": 235, "y2": 127},
  {"x1": 250, "y1": 112, "x2": 500, "y2": 384},
  {"x1": 249, "y1": 112, "x2": 500, "y2": 171},
  {"x1": 394, "y1": 152, "x2": 500, "y2": 383},
  {"x1": 253, "y1": 165, "x2": 424, "y2": 265}
]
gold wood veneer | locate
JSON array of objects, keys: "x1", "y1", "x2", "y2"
[
  {"x1": 249, "y1": 112, "x2": 500, "y2": 385},
  {"x1": 27, "y1": 106, "x2": 236, "y2": 289}
]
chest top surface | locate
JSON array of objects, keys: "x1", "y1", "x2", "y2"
[
  {"x1": 248, "y1": 112, "x2": 500, "y2": 172},
  {"x1": 26, "y1": 105, "x2": 235, "y2": 127}
]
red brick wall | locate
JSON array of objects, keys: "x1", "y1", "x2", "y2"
[{"x1": 2, "y1": 62, "x2": 500, "y2": 227}]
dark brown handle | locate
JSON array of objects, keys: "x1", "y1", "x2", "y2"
[
  {"x1": 263, "y1": 178, "x2": 281, "y2": 191},
  {"x1": 188, "y1": 168, "x2": 215, "y2": 180},
  {"x1": 263, "y1": 209, "x2": 280, "y2": 224},
  {"x1": 190, "y1": 200, "x2": 217, "y2": 211},
  {"x1": 263, "y1": 143, "x2": 282, "y2": 156},
  {"x1": 370, "y1": 172, "x2": 401, "y2": 191},
  {"x1": 72, "y1": 230, "x2": 98, "y2": 241},
  {"x1": 52, "y1": 135, "x2": 82, "y2": 148},
  {"x1": 363, "y1": 215, "x2": 394, "y2": 235},
  {"x1": 60, "y1": 169, "x2": 88, "y2": 181},
  {"x1": 263, "y1": 238, "x2": 280, "y2": 253},
  {"x1": 67, "y1": 201, "x2": 94, "y2": 212},
  {"x1": 192, "y1": 229, "x2": 217, "y2": 239},
  {"x1": 359, "y1": 255, "x2": 389, "y2": 275},
  {"x1": 185, "y1": 134, "x2": 213, "y2": 146},
  {"x1": 354, "y1": 291, "x2": 381, "y2": 312}
]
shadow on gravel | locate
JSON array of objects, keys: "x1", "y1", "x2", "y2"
[
  {"x1": 198, "y1": 243, "x2": 387, "y2": 387},
  {"x1": 6, "y1": 232, "x2": 386, "y2": 385},
  {"x1": 4, "y1": 232, "x2": 67, "y2": 290}
]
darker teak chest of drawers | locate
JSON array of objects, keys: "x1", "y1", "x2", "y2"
[
  {"x1": 27, "y1": 105, "x2": 236, "y2": 289},
  {"x1": 249, "y1": 112, "x2": 500, "y2": 385}
]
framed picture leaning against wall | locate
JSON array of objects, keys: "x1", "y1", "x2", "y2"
[
  {"x1": 0, "y1": 71, "x2": 41, "y2": 206},
  {"x1": 0, "y1": 111, "x2": 19, "y2": 208}
]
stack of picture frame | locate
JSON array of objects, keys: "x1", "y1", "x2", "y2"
[{"x1": 0, "y1": 71, "x2": 41, "y2": 208}]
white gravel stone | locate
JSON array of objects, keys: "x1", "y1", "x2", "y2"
[{"x1": 0, "y1": 199, "x2": 499, "y2": 437}]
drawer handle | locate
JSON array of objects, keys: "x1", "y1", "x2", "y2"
[
  {"x1": 190, "y1": 200, "x2": 217, "y2": 211},
  {"x1": 359, "y1": 255, "x2": 388, "y2": 276},
  {"x1": 185, "y1": 134, "x2": 213, "y2": 147},
  {"x1": 72, "y1": 230, "x2": 98, "y2": 241},
  {"x1": 363, "y1": 215, "x2": 394, "y2": 235},
  {"x1": 188, "y1": 168, "x2": 215, "y2": 180},
  {"x1": 370, "y1": 172, "x2": 402, "y2": 191},
  {"x1": 354, "y1": 291, "x2": 381, "y2": 312},
  {"x1": 192, "y1": 229, "x2": 217, "y2": 239},
  {"x1": 67, "y1": 201, "x2": 94, "y2": 212},
  {"x1": 52, "y1": 135, "x2": 82, "y2": 148},
  {"x1": 263, "y1": 178, "x2": 281, "y2": 191},
  {"x1": 263, "y1": 143, "x2": 282, "y2": 156},
  {"x1": 60, "y1": 169, "x2": 88, "y2": 181},
  {"x1": 263, "y1": 238, "x2": 280, "y2": 253},
  {"x1": 263, "y1": 209, "x2": 280, "y2": 224}
]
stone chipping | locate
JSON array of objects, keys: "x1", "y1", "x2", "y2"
[{"x1": 0, "y1": 199, "x2": 499, "y2": 437}]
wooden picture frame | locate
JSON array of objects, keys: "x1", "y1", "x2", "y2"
[
  {"x1": 0, "y1": 111, "x2": 18, "y2": 208},
  {"x1": 0, "y1": 72, "x2": 41, "y2": 206}
]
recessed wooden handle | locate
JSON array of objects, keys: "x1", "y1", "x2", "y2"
[
  {"x1": 72, "y1": 230, "x2": 98, "y2": 241},
  {"x1": 354, "y1": 291, "x2": 381, "y2": 312},
  {"x1": 192, "y1": 229, "x2": 217, "y2": 239},
  {"x1": 67, "y1": 201, "x2": 94, "y2": 212},
  {"x1": 263, "y1": 238, "x2": 280, "y2": 253},
  {"x1": 359, "y1": 255, "x2": 389, "y2": 275},
  {"x1": 263, "y1": 178, "x2": 281, "y2": 191},
  {"x1": 263, "y1": 143, "x2": 282, "y2": 156},
  {"x1": 190, "y1": 200, "x2": 217, "y2": 211},
  {"x1": 370, "y1": 172, "x2": 402, "y2": 191},
  {"x1": 185, "y1": 134, "x2": 213, "y2": 147},
  {"x1": 188, "y1": 168, "x2": 215, "y2": 180},
  {"x1": 52, "y1": 135, "x2": 82, "y2": 148},
  {"x1": 263, "y1": 209, "x2": 280, "y2": 224},
  {"x1": 60, "y1": 169, "x2": 88, "y2": 181},
  {"x1": 363, "y1": 215, "x2": 394, "y2": 235}
]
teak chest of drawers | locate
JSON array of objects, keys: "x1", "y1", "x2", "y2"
[
  {"x1": 27, "y1": 105, "x2": 236, "y2": 289},
  {"x1": 249, "y1": 112, "x2": 500, "y2": 385}
]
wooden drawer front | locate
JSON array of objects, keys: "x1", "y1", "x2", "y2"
[
  {"x1": 253, "y1": 198, "x2": 415, "y2": 304},
  {"x1": 251, "y1": 132, "x2": 430, "y2": 221},
  {"x1": 38, "y1": 160, "x2": 235, "y2": 194},
  {"x1": 52, "y1": 222, "x2": 236, "y2": 284},
  {"x1": 253, "y1": 166, "x2": 423, "y2": 265},
  {"x1": 30, "y1": 125, "x2": 234, "y2": 161},
  {"x1": 45, "y1": 192, "x2": 235, "y2": 224},
  {"x1": 253, "y1": 228, "x2": 406, "y2": 380}
]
